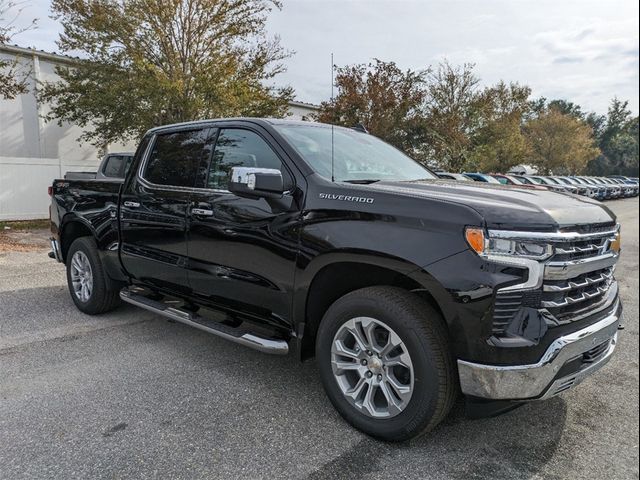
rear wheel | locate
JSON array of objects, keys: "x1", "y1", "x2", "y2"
[
  {"x1": 316, "y1": 286, "x2": 456, "y2": 441},
  {"x1": 66, "y1": 237, "x2": 121, "y2": 314}
]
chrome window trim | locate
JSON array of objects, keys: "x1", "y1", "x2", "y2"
[
  {"x1": 136, "y1": 132, "x2": 231, "y2": 195},
  {"x1": 136, "y1": 126, "x2": 296, "y2": 196}
]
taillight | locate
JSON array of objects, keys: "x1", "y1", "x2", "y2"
[{"x1": 48, "y1": 186, "x2": 53, "y2": 196}]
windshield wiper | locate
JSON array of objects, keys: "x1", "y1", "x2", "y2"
[{"x1": 342, "y1": 179, "x2": 381, "y2": 184}]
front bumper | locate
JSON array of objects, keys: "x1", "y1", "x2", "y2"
[{"x1": 458, "y1": 301, "x2": 622, "y2": 400}]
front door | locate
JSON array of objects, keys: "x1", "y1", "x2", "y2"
[
  {"x1": 120, "y1": 127, "x2": 214, "y2": 294},
  {"x1": 187, "y1": 126, "x2": 300, "y2": 330}
]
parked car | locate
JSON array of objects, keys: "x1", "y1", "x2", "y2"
[
  {"x1": 568, "y1": 177, "x2": 605, "y2": 200},
  {"x1": 436, "y1": 172, "x2": 472, "y2": 181},
  {"x1": 463, "y1": 172, "x2": 502, "y2": 184},
  {"x1": 64, "y1": 153, "x2": 134, "y2": 181},
  {"x1": 519, "y1": 176, "x2": 568, "y2": 193},
  {"x1": 598, "y1": 178, "x2": 623, "y2": 198},
  {"x1": 553, "y1": 176, "x2": 594, "y2": 198},
  {"x1": 49, "y1": 119, "x2": 623, "y2": 441},
  {"x1": 577, "y1": 177, "x2": 615, "y2": 200},
  {"x1": 542, "y1": 176, "x2": 580, "y2": 194},
  {"x1": 608, "y1": 177, "x2": 638, "y2": 197},
  {"x1": 489, "y1": 174, "x2": 548, "y2": 190}
]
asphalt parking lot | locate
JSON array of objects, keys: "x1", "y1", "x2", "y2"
[{"x1": 1, "y1": 198, "x2": 638, "y2": 480}]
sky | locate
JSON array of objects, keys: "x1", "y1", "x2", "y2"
[{"x1": 6, "y1": 0, "x2": 639, "y2": 115}]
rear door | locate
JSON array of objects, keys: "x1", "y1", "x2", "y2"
[
  {"x1": 186, "y1": 125, "x2": 300, "y2": 330},
  {"x1": 119, "y1": 127, "x2": 215, "y2": 294}
]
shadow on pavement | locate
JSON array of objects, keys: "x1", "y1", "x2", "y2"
[{"x1": 306, "y1": 395, "x2": 568, "y2": 480}]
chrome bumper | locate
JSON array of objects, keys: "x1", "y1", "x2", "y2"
[{"x1": 458, "y1": 302, "x2": 622, "y2": 400}]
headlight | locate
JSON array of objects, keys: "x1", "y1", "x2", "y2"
[{"x1": 465, "y1": 227, "x2": 553, "y2": 260}]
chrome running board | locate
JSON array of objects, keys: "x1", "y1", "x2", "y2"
[{"x1": 120, "y1": 288, "x2": 289, "y2": 355}]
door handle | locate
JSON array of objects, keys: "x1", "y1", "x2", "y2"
[
  {"x1": 124, "y1": 201, "x2": 140, "y2": 208},
  {"x1": 191, "y1": 208, "x2": 213, "y2": 216}
]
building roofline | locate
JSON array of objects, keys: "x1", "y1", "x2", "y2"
[
  {"x1": 0, "y1": 44, "x2": 80, "y2": 65},
  {"x1": 288, "y1": 100, "x2": 320, "y2": 110},
  {"x1": 1, "y1": 44, "x2": 322, "y2": 108}
]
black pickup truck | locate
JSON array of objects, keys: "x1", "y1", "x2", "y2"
[{"x1": 49, "y1": 118, "x2": 623, "y2": 441}]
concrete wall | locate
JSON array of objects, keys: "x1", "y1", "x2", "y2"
[{"x1": 0, "y1": 46, "x2": 319, "y2": 220}]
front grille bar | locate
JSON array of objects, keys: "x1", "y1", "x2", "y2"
[
  {"x1": 541, "y1": 283, "x2": 611, "y2": 308},
  {"x1": 543, "y1": 268, "x2": 613, "y2": 292},
  {"x1": 544, "y1": 253, "x2": 618, "y2": 281}
]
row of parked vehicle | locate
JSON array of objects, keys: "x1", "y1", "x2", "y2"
[{"x1": 436, "y1": 172, "x2": 639, "y2": 201}]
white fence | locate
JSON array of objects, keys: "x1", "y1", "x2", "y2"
[{"x1": 0, "y1": 156, "x2": 101, "y2": 220}]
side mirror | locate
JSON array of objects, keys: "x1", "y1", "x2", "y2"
[{"x1": 228, "y1": 167, "x2": 284, "y2": 199}]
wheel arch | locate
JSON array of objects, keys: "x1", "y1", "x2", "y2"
[
  {"x1": 59, "y1": 216, "x2": 96, "y2": 262},
  {"x1": 294, "y1": 253, "x2": 453, "y2": 361}
]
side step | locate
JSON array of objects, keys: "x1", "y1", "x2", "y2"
[{"x1": 120, "y1": 289, "x2": 289, "y2": 355}]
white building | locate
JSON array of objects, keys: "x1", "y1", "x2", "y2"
[{"x1": 0, "y1": 44, "x2": 319, "y2": 220}]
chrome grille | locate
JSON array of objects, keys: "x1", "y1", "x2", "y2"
[
  {"x1": 489, "y1": 224, "x2": 620, "y2": 335},
  {"x1": 541, "y1": 225, "x2": 619, "y2": 323}
]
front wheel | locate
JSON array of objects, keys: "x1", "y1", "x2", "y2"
[
  {"x1": 66, "y1": 237, "x2": 121, "y2": 314},
  {"x1": 316, "y1": 286, "x2": 456, "y2": 441}
]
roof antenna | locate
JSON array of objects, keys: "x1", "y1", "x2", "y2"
[{"x1": 331, "y1": 52, "x2": 335, "y2": 183}]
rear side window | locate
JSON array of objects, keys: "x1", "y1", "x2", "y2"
[
  {"x1": 206, "y1": 129, "x2": 290, "y2": 190},
  {"x1": 144, "y1": 129, "x2": 213, "y2": 187},
  {"x1": 102, "y1": 155, "x2": 132, "y2": 178}
]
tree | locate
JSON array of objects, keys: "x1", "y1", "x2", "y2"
[
  {"x1": 524, "y1": 106, "x2": 599, "y2": 174},
  {"x1": 586, "y1": 99, "x2": 639, "y2": 176},
  {"x1": 314, "y1": 59, "x2": 429, "y2": 161},
  {"x1": 0, "y1": 0, "x2": 37, "y2": 99},
  {"x1": 39, "y1": 0, "x2": 294, "y2": 148},
  {"x1": 467, "y1": 81, "x2": 532, "y2": 172},
  {"x1": 421, "y1": 61, "x2": 482, "y2": 171}
]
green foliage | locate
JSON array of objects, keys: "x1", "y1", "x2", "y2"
[
  {"x1": 468, "y1": 81, "x2": 532, "y2": 173},
  {"x1": 587, "y1": 99, "x2": 639, "y2": 176},
  {"x1": 317, "y1": 59, "x2": 638, "y2": 176},
  {"x1": 0, "y1": 0, "x2": 37, "y2": 99},
  {"x1": 524, "y1": 105, "x2": 599, "y2": 175},
  {"x1": 421, "y1": 61, "x2": 481, "y2": 171},
  {"x1": 39, "y1": 0, "x2": 294, "y2": 147},
  {"x1": 314, "y1": 59, "x2": 429, "y2": 162}
]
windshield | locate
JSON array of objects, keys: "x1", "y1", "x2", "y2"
[
  {"x1": 480, "y1": 174, "x2": 501, "y2": 184},
  {"x1": 504, "y1": 176, "x2": 524, "y2": 185},
  {"x1": 274, "y1": 124, "x2": 436, "y2": 182},
  {"x1": 529, "y1": 177, "x2": 546, "y2": 185}
]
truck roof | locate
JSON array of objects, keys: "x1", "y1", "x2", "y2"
[{"x1": 145, "y1": 118, "x2": 350, "y2": 135}]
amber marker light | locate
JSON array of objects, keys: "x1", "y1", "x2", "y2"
[
  {"x1": 465, "y1": 227, "x2": 486, "y2": 255},
  {"x1": 610, "y1": 230, "x2": 621, "y2": 254}
]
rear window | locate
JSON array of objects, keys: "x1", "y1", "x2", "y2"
[
  {"x1": 102, "y1": 155, "x2": 132, "y2": 178},
  {"x1": 144, "y1": 129, "x2": 213, "y2": 187}
]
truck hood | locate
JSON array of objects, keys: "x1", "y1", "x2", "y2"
[{"x1": 368, "y1": 179, "x2": 616, "y2": 229}]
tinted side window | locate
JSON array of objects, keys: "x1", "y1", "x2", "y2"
[
  {"x1": 144, "y1": 129, "x2": 212, "y2": 187},
  {"x1": 103, "y1": 155, "x2": 129, "y2": 178},
  {"x1": 207, "y1": 129, "x2": 289, "y2": 190}
]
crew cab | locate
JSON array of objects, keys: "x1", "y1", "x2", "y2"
[{"x1": 49, "y1": 119, "x2": 623, "y2": 441}]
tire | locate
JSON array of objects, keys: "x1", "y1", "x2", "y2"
[
  {"x1": 316, "y1": 286, "x2": 456, "y2": 442},
  {"x1": 66, "y1": 237, "x2": 121, "y2": 314}
]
